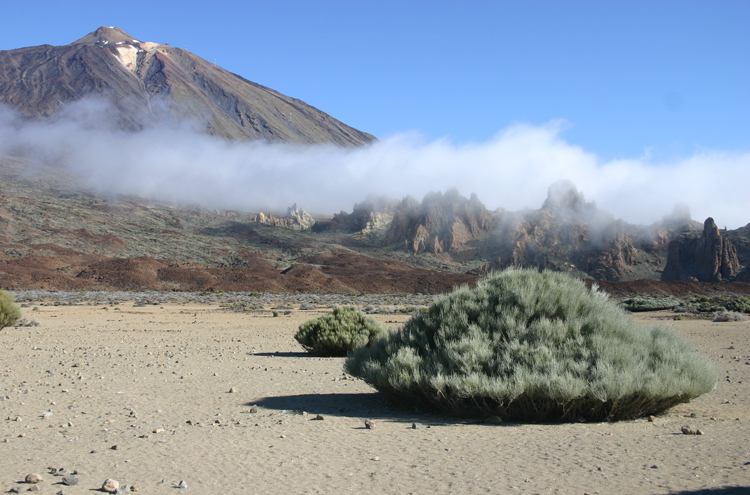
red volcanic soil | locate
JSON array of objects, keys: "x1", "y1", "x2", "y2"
[{"x1": 0, "y1": 248, "x2": 477, "y2": 294}]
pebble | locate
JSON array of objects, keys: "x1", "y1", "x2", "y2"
[
  {"x1": 28, "y1": 486, "x2": 40, "y2": 492},
  {"x1": 62, "y1": 474, "x2": 79, "y2": 486},
  {"x1": 364, "y1": 419, "x2": 375, "y2": 429},
  {"x1": 681, "y1": 426, "x2": 704, "y2": 435},
  {"x1": 111, "y1": 444, "x2": 121, "y2": 450},
  {"x1": 25, "y1": 474, "x2": 43, "y2": 484},
  {"x1": 313, "y1": 415, "x2": 324, "y2": 420},
  {"x1": 173, "y1": 480, "x2": 187, "y2": 489},
  {"x1": 102, "y1": 478, "x2": 119, "y2": 493},
  {"x1": 648, "y1": 415, "x2": 655, "y2": 422},
  {"x1": 412, "y1": 423, "x2": 424, "y2": 429},
  {"x1": 229, "y1": 387, "x2": 237, "y2": 393}
]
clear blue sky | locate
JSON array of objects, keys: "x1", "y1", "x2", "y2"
[{"x1": 1, "y1": 0, "x2": 748, "y2": 160}]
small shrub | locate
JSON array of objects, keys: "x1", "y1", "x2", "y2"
[
  {"x1": 346, "y1": 269, "x2": 717, "y2": 422},
  {"x1": 620, "y1": 295, "x2": 680, "y2": 312},
  {"x1": 712, "y1": 310, "x2": 748, "y2": 322},
  {"x1": 295, "y1": 306, "x2": 389, "y2": 356},
  {"x1": 0, "y1": 290, "x2": 22, "y2": 330}
]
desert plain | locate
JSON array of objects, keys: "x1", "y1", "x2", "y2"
[{"x1": 1, "y1": 301, "x2": 748, "y2": 495}]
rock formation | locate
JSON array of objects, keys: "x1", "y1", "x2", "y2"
[
  {"x1": 327, "y1": 196, "x2": 397, "y2": 236},
  {"x1": 661, "y1": 217, "x2": 740, "y2": 282},
  {"x1": 382, "y1": 189, "x2": 492, "y2": 254},
  {"x1": 252, "y1": 203, "x2": 315, "y2": 231}
]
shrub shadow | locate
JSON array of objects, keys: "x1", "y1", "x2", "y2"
[
  {"x1": 249, "y1": 393, "x2": 528, "y2": 428},
  {"x1": 250, "y1": 392, "x2": 463, "y2": 425},
  {"x1": 250, "y1": 351, "x2": 318, "y2": 358},
  {"x1": 669, "y1": 488, "x2": 750, "y2": 495}
]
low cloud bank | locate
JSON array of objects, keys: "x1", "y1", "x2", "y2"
[{"x1": 1, "y1": 104, "x2": 748, "y2": 229}]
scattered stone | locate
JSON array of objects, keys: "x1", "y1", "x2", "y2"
[
  {"x1": 372, "y1": 456, "x2": 380, "y2": 461},
  {"x1": 484, "y1": 416, "x2": 503, "y2": 424},
  {"x1": 56, "y1": 490, "x2": 65, "y2": 495},
  {"x1": 681, "y1": 426, "x2": 703, "y2": 435},
  {"x1": 153, "y1": 428, "x2": 164, "y2": 434},
  {"x1": 228, "y1": 387, "x2": 237, "y2": 393},
  {"x1": 313, "y1": 415, "x2": 324, "y2": 420},
  {"x1": 248, "y1": 406, "x2": 258, "y2": 413},
  {"x1": 61, "y1": 475, "x2": 78, "y2": 486},
  {"x1": 412, "y1": 423, "x2": 424, "y2": 429},
  {"x1": 42, "y1": 411, "x2": 53, "y2": 418},
  {"x1": 172, "y1": 480, "x2": 187, "y2": 489},
  {"x1": 651, "y1": 465, "x2": 658, "y2": 469},
  {"x1": 364, "y1": 419, "x2": 375, "y2": 429},
  {"x1": 24, "y1": 474, "x2": 43, "y2": 484},
  {"x1": 102, "y1": 478, "x2": 119, "y2": 493},
  {"x1": 648, "y1": 415, "x2": 656, "y2": 422},
  {"x1": 111, "y1": 444, "x2": 120, "y2": 450},
  {"x1": 9, "y1": 487, "x2": 23, "y2": 493},
  {"x1": 28, "y1": 486, "x2": 40, "y2": 492}
]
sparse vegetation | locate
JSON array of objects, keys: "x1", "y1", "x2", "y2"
[
  {"x1": 620, "y1": 295, "x2": 680, "y2": 312},
  {"x1": 0, "y1": 290, "x2": 22, "y2": 330},
  {"x1": 346, "y1": 269, "x2": 717, "y2": 422},
  {"x1": 712, "y1": 310, "x2": 748, "y2": 322},
  {"x1": 674, "y1": 294, "x2": 750, "y2": 315},
  {"x1": 296, "y1": 306, "x2": 389, "y2": 356}
]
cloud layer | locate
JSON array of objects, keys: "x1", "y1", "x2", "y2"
[{"x1": 1, "y1": 104, "x2": 748, "y2": 229}]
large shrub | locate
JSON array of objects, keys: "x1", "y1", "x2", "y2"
[
  {"x1": 295, "y1": 306, "x2": 389, "y2": 356},
  {"x1": 346, "y1": 269, "x2": 717, "y2": 422},
  {"x1": 0, "y1": 290, "x2": 22, "y2": 330}
]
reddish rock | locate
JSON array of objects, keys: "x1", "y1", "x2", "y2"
[{"x1": 662, "y1": 218, "x2": 740, "y2": 282}]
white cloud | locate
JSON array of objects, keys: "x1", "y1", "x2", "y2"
[{"x1": 1, "y1": 104, "x2": 748, "y2": 228}]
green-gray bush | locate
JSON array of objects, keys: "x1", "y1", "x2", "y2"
[
  {"x1": 295, "y1": 306, "x2": 389, "y2": 356},
  {"x1": 346, "y1": 269, "x2": 717, "y2": 422},
  {"x1": 712, "y1": 310, "x2": 748, "y2": 322},
  {"x1": 620, "y1": 295, "x2": 680, "y2": 312},
  {"x1": 0, "y1": 290, "x2": 22, "y2": 330}
]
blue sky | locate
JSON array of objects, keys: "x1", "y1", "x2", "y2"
[
  {"x1": 2, "y1": 0, "x2": 747, "y2": 160},
  {"x1": 1, "y1": 1, "x2": 749, "y2": 226}
]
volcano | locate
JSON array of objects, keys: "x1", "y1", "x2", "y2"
[{"x1": 0, "y1": 27, "x2": 374, "y2": 146}]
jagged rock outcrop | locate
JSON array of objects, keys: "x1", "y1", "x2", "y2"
[
  {"x1": 327, "y1": 196, "x2": 397, "y2": 236},
  {"x1": 661, "y1": 217, "x2": 740, "y2": 282},
  {"x1": 382, "y1": 189, "x2": 492, "y2": 254},
  {"x1": 0, "y1": 27, "x2": 375, "y2": 145},
  {"x1": 252, "y1": 203, "x2": 315, "y2": 231}
]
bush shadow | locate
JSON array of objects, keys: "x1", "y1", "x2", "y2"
[
  {"x1": 249, "y1": 392, "x2": 460, "y2": 425},
  {"x1": 669, "y1": 488, "x2": 750, "y2": 495},
  {"x1": 249, "y1": 393, "x2": 526, "y2": 428}
]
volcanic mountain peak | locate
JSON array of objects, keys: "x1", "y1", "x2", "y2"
[
  {"x1": 71, "y1": 26, "x2": 142, "y2": 46},
  {"x1": 0, "y1": 28, "x2": 375, "y2": 145}
]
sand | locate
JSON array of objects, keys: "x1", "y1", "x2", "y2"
[{"x1": 1, "y1": 305, "x2": 748, "y2": 494}]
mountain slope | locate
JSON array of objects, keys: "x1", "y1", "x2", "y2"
[{"x1": 0, "y1": 27, "x2": 375, "y2": 146}]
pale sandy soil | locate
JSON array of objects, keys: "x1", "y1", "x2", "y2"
[{"x1": 1, "y1": 306, "x2": 748, "y2": 495}]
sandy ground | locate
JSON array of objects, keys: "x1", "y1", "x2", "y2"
[{"x1": 1, "y1": 305, "x2": 748, "y2": 495}]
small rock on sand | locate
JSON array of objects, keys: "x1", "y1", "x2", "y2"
[
  {"x1": 364, "y1": 419, "x2": 375, "y2": 429},
  {"x1": 25, "y1": 474, "x2": 43, "y2": 484},
  {"x1": 62, "y1": 474, "x2": 78, "y2": 486},
  {"x1": 102, "y1": 478, "x2": 119, "y2": 493},
  {"x1": 229, "y1": 387, "x2": 237, "y2": 393},
  {"x1": 412, "y1": 423, "x2": 424, "y2": 429},
  {"x1": 681, "y1": 426, "x2": 703, "y2": 435},
  {"x1": 313, "y1": 415, "x2": 324, "y2": 420}
]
